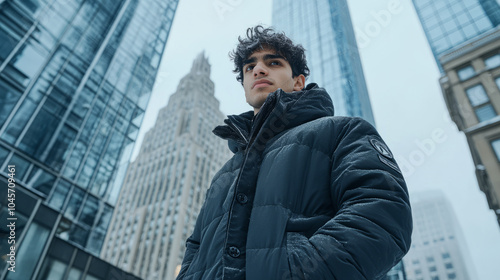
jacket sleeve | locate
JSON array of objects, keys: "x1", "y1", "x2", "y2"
[
  {"x1": 175, "y1": 205, "x2": 203, "y2": 279},
  {"x1": 286, "y1": 118, "x2": 412, "y2": 280}
]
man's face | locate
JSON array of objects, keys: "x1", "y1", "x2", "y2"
[{"x1": 242, "y1": 48, "x2": 305, "y2": 114}]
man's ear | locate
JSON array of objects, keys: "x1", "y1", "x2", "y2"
[{"x1": 293, "y1": 74, "x2": 306, "y2": 91}]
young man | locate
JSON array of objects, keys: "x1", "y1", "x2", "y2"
[{"x1": 177, "y1": 26, "x2": 412, "y2": 280}]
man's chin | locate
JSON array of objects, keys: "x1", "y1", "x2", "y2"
[{"x1": 255, "y1": 84, "x2": 278, "y2": 93}]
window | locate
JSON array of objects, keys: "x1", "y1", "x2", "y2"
[
  {"x1": 65, "y1": 187, "x2": 85, "y2": 219},
  {"x1": 38, "y1": 7, "x2": 69, "y2": 38},
  {"x1": 26, "y1": 167, "x2": 56, "y2": 196},
  {"x1": 18, "y1": 103, "x2": 62, "y2": 158},
  {"x1": 79, "y1": 195, "x2": 98, "y2": 227},
  {"x1": 0, "y1": 28, "x2": 18, "y2": 62},
  {"x1": 426, "y1": 256, "x2": 435, "y2": 262},
  {"x1": 492, "y1": 138, "x2": 500, "y2": 162},
  {"x1": 8, "y1": 154, "x2": 31, "y2": 181},
  {"x1": 0, "y1": 145, "x2": 9, "y2": 167},
  {"x1": 465, "y1": 84, "x2": 497, "y2": 122},
  {"x1": 1, "y1": 99, "x2": 38, "y2": 144},
  {"x1": 475, "y1": 104, "x2": 497, "y2": 122},
  {"x1": 0, "y1": 81, "x2": 22, "y2": 126},
  {"x1": 96, "y1": 204, "x2": 113, "y2": 232},
  {"x1": 445, "y1": 262, "x2": 454, "y2": 269},
  {"x1": 456, "y1": 65, "x2": 475, "y2": 80},
  {"x1": 67, "y1": 267, "x2": 83, "y2": 280},
  {"x1": 467, "y1": 84, "x2": 490, "y2": 106},
  {"x1": 36, "y1": 258, "x2": 68, "y2": 280},
  {"x1": 462, "y1": 23, "x2": 478, "y2": 38},
  {"x1": 448, "y1": 30, "x2": 464, "y2": 46},
  {"x1": 4, "y1": 221, "x2": 51, "y2": 280},
  {"x1": 485, "y1": 54, "x2": 500, "y2": 69},
  {"x1": 12, "y1": 42, "x2": 48, "y2": 82},
  {"x1": 442, "y1": 252, "x2": 451, "y2": 259},
  {"x1": 69, "y1": 223, "x2": 89, "y2": 247},
  {"x1": 45, "y1": 125, "x2": 77, "y2": 171},
  {"x1": 48, "y1": 180, "x2": 71, "y2": 210},
  {"x1": 448, "y1": 272, "x2": 457, "y2": 279}
]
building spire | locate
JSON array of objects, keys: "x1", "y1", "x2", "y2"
[{"x1": 190, "y1": 50, "x2": 211, "y2": 77}]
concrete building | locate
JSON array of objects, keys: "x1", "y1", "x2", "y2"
[
  {"x1": 413, "y1": 0, "x2": 500, "y2": 227},
  {"x1": 272, "y1": 0, "x2": 375, "y2": 125},
  {"x1": 384, "y1": 262, "x2": 407, "y2": 280},
  {"x1": 101, "y1": 52, "x2": 231, "y2": 280},
  {"x1": 439, "y1": 28, "x2": 500, "y2": 225},
  {"x1": 0, "y1": 0, "x2": 178, "y2": 279},
  {"x1": 403, "y1": 191, "x2": 474, "y2": 280}
]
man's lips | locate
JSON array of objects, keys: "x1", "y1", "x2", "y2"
[{"x1": 252, "y1": 79, "x2": 272, "y2": 89}]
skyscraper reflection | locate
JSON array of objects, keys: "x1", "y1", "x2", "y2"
[{"x1": 0, "y1": 0, "x2": 179, "y2": 279}]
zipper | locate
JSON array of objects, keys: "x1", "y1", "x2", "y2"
[{"x1": 227, "y1": 119, "x2": 249, "y2": 146}]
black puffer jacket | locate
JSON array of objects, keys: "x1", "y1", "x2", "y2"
[{"x1": 177, "y1": 84, "x2": 412, "y2": 280}]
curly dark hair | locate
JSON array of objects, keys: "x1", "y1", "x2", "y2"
[{"x1": 229, "y1": 25, "x2": 310, "y2": 84}]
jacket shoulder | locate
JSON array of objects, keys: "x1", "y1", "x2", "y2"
[
  {"x1": 319, "y1": 116, "x2": 374, "y2": 127},
  {"x1": 307, "y1": 116, "x2": 378, "y2": 138}
]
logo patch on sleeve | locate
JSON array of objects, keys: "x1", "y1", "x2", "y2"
[
  {"x1": 369, "y1": 138, "x2": 401, "y2": 174},
  {"x1": 369, "y1": 138, "x2": 393, "y2": 159}
]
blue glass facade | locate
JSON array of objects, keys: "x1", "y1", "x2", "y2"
[
  {"x1": 0, "y1": 0, "x2": 178, "y2": 279},
  {"x1": 412, "y1": 0, "x2": 500, "y2": 71},
  {"x1": 272, "y1": 0, "x2": 375, "y2": 126},
  {"x1": 272, "y1": 2, "x2": 407, "y2": 277}
]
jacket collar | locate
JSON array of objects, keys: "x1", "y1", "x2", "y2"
[{"x1": 213, "y1": 83, "x2": 334, "y2": 153}]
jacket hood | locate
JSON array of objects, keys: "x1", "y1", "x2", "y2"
[{"x1": 213, "y1": 83, "x2": 334, "y2": 153}]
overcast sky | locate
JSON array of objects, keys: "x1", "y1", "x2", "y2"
[{"x1": 132, "y1": 1, "x2": 500, "y2": 279}]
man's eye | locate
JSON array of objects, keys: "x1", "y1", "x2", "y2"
[
  {"x1": 270, "y1": 61, "x2": 280, "y2": 66},
  {"x1": 245, "y1": 65, "x2": 254, "y2": 72}
]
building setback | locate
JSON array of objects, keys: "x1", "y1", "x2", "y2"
[
  {"x1": 272, "y1": 0, "x2": 375, "y2": 126},
  {"x1": 439, "y1": 29, "x2": 500, "y2": 226},
  {"x1": 412, "y1": 0, "x2": 500, "y2": 72},
  {"x1": 403, "y1": 191, "x2": 474, "y2": 280},
  {"x1": 101, "y1": 52, "x2": 232, "y2": 280},
  {"x1": 0, "y1": 0, "x2": 178, "y2": 279}
]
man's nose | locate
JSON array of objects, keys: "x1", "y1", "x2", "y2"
[{"x1": 253, "y1": 62, "x2": 268, "y2": 77}]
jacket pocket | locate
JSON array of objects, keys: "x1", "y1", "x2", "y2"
[
  {"x1": 286, "y1": 232, "x2": 336, "y2": 280},
  {"x1": 182, "y1": 248, "x2": 201, "y2": 279},
  {"x1": 286, "y1": 232, "x2": 307, "y2": 280}
]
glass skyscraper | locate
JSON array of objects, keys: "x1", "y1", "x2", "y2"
[
  {"x1": 0, "y1": 0, "x2": 178, "y2": 279},
  {"x1": 272, "y1": 2, "x2": 406, "y2": 278},
  {"x1": 272, "y1": 0, "x2": 375, "y2": 126},
  {"x1": 412, "y1": 0, "x2": 500, "y2": 71}
]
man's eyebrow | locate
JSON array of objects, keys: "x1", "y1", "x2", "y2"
[
  {"x1": 242, "y1": 57, "x2": 256, "y2": 66},
  {"x1": 263, "y1": 54, "x2": 286, "y2": 61},
  {"x1": 242, "y1": 54, "x2": 287, "y2": 66}
]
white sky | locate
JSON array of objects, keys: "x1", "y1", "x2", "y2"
[{"x1": 133, "y1": 1, "x2": 500, "y2": 279}]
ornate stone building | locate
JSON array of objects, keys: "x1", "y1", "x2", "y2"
[{"x1": 101, "y1": 52, "x2": 231, "y2": 280}]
